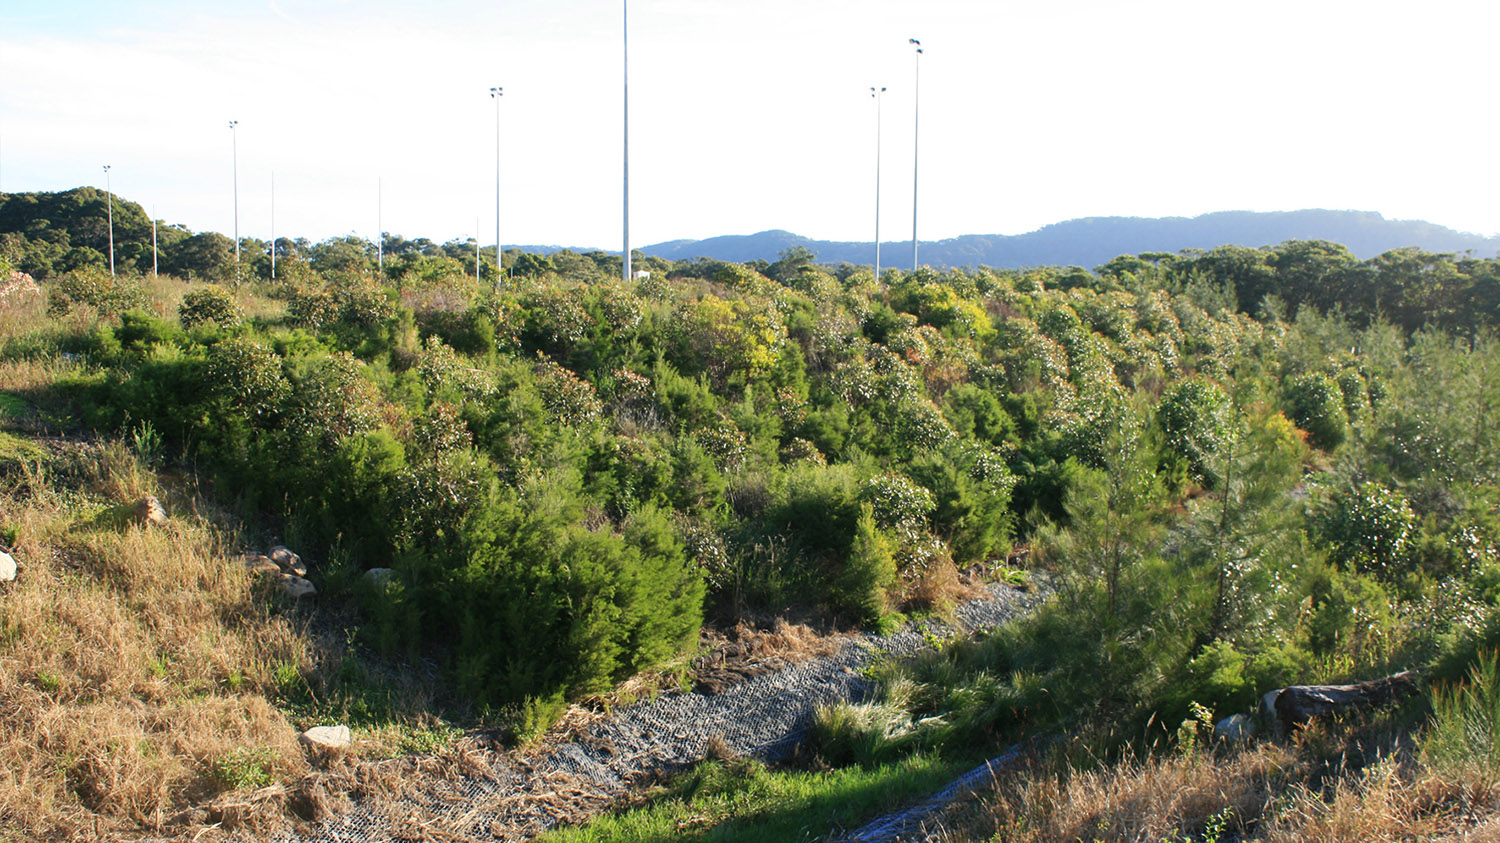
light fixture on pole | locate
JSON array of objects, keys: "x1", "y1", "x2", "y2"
[
  {"x1": 909, "y1": 38, "x2": 922, "y2": 271},
  {"x1": 622, "y1": 0, "x2": 631, "y2": 285},
  {"x1": 229, "y1": 120, "x2": 240, "y2": 277},
  {"x1": 489, "y1": 85, "x2": 503, "y2": 286},
  {"x1": 871, "y1": 86, "x2": 886, "y2": 283},
  {"x1": 102, "y1": 165, "x2": 115, "y2": 278},
  {"x1": 270, "y1": 173, "x2": 276, "y2": 281}
]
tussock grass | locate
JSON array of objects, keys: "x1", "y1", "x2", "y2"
[
  {"x1": 0, "y1": 276, "x2": 468, "y2": 840},
  {"x1": 0, "y1": 440, "x2": 322, "y2": 840},
  {"x1": 942, "y1": 733, "x2": 1500, "y2": 843}
]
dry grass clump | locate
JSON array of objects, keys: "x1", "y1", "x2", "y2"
[
  {"x1": 945, "y1": 733, "x2": 1500, "y2": 843},
  {"x1": 969, "y1": 742, "x2": 1297, "y2": 842},
  {"x1": 0, "y1": 441, "x2": 320, "y2": 840},
  {"x1": 692, "y1": 619, "x2": 846, "y2": 694}
]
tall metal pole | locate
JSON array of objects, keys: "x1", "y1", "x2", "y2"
[
  {"x1": 270, "y1": 173, "x2": 276, "y2": 280},
  {"x1": 909, "y1": 39, "x2": 922, "y2": 271},
  {"x1": 874, "y1": 89, "x2": 884, "y2": 283},
  {"x1": 490, "y1": 86, "x2": 503, "y2": 286},
  {"x1": 622, "y1": 0, "x2": 631, "y2": 285},
  {"x1": 229, "y1": 120, "x2": 240, "y2": 277},
  {"x1": 102, "y1": 165, "x2": 115, "y2": 278}
]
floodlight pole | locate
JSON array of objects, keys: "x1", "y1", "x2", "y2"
[
  {"x1": 909, "y1": 39, "x2": 922, "y2": 271},
  {"x1": 102, "y1": 165, "x2": 115, "y2": 278},
  {"x1": 622, "y1": 0, "x2": 631, "y2": 285},
  {"x1": 871, "y1": 87, "x2": 886, "y2": 283},
  {"x1": 229, "y1": 120, "x2": 240, "y2": 277},
  {"x1": 270, "y1": 173, "x2": 276, "y2": 280},
  {"x1": 490, "y1": 85, "x2": 504, "y2": 287}
]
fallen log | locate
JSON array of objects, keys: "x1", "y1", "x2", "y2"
[{"x1": 1259, "y1": 669, "x2": 1420, "y2": 736}]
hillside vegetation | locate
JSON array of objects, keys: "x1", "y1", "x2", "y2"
[{"x1": 4, "y1": 188, "x2": 1500, "y2": 839}]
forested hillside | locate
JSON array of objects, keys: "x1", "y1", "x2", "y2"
[{"x1": 4, "y1": 188, "x2": 1500, "y2": 839}]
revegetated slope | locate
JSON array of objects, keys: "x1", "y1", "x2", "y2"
[{"x1": 285, "y1": 583, "x2": 1041, "y2": 842}]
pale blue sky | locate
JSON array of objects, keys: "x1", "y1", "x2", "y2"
[{"x1": 2, "y1": 0, "x2": 1496, "y2": 250}]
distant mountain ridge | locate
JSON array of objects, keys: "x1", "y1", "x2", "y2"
[{"x1": 628, "y1": 210, "x2": 1500, "y2": 269}]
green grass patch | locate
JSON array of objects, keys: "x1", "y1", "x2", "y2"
[
  {"x1": 0, "y1": 392, "x2": 28, "y2": 418},
  {"x1": 0, "y1": 430, "x2": 46, "y2": 463},
  {"x1": 536, "y1": 753, "x2": 974, "y2": 843}
]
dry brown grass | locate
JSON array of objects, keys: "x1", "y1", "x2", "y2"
[
  {"x1": 941, "y1": 735, "x2": 1500, "y2": 843},
  {"x1": 0, "y1": 440, "x2": 322, "y2": 841},
  {"x1": 691, "y1": 619, "x2": 846, "y2": 695},
  {"x1": 0, "y1": 280, "x2": 46, "y2": 347},
  {"x1": 0, "y1": 276, "x2": 472, "y2": 841}
]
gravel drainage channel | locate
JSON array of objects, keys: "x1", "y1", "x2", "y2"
[{"x1": 283, "y1": 582, "x2": 1044, "y2": 843}]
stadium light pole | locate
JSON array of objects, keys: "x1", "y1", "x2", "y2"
[
  {"x1": 102, "y1": 165, "x2": 115, "y2": 278},
  {"x1": 871, "y1": 86, "x2": 886, "y2": 283},
  {"x1": 490, "y1": 85, "x2": 503, "y2": 287},
  {"x1": 270, "y1": 172, "x2": 276, "y2": 280},
  {"x1": 229, "y1": 120, "x2": 240, "y2": 276},
  {"x1": 622, "y1": 0, "x2": 631, "y2": 285},
  {"x1": 909, "y1": 39, "x2": 922, "y2": 270}
]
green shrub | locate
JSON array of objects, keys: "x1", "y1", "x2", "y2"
[
  {"x1": 453, "y1": 491, "x2": 704, "y2": 716},
  {"x1": 832, "y1": 505, "x2": 896, "y2": 626},
  {"x1": 205, "y1": 336, "x2": 289, "y2": 416},
  {"x1": 45, "y1": 267, "x2": 148, "y2": 316},
  {"x1": 858, "y1": 472, "x2": 935, "y2": 539},
  {"x1": 1318, "y1": 482, "x2": 1417, "y2": 581},
  {"x1": 178, "y1": 285, "x2": 243, "y2": 329},
  {"x1": 1286, "y1": 372, "x2": 1348, "y2": 450},
  {"x1": 1156, "y1": 378, "x2": 1233, "y2": 486},
  {"x1": 1423, "y1": 651, "x2": 1500, "y2": 776},
  {"x1": 115, "y1": 310, "x2": 184, "y2": 354}
]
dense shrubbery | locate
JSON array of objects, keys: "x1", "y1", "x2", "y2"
[{"x1": 26, "y1": 223, "x2": 1500, "y2": 742}]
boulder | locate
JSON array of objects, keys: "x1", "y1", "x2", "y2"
[
  {"x1": 241, "y1": 554, "x2": 281, "y2": 577},
  {"x1": 268, "y1": 545, "x2": 308, "y2": 577},
  {"x1": 300, "y1": 724, "x2": 350, "y2": 752},
  {"x1": 1214, "y1": 713, "x2": 1255, "y2": 743},
  {"x1": 0, "y1": 551, "x2": 15, "y2": 582},
  {"x1": 280, "y1": 574, "x2": 317, "y2": 599},
  {"x1": 133, "y1": 496, "x2": 168, "y2": 528},
  {"x1": 363, "y1": 567, "x2": 396, "y2": 587}
]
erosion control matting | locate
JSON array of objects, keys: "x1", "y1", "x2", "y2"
[{"x1": 282, "y1": 583, "x2": 1042, "y2": 843}]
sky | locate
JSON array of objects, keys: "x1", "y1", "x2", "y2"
[{"x1": 2, "y1": 0, "x2": 1497, "y2": 251}]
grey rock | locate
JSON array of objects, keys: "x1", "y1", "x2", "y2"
[
  {"x1": 242, "y1": 554, "x2": 281, "y2": 577},
  {"x1": 133, "y1": 496, "x2": 168, "y2": 528},
  {"x1": 300, "y1": 725, "x2": 351, "y2": 751},
  {"x1": 1214, "y1": 713, "x2": 1255, "y2": 743},
  {"x1": 363, "y1": 568, "x2": 396, "y2": 587},
  {"x1": 269, "y1": 545, "x2": 308, "y2": 577},
  {"x1": 280, "y1": 574, "x2": 317, "y2": 599}
]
